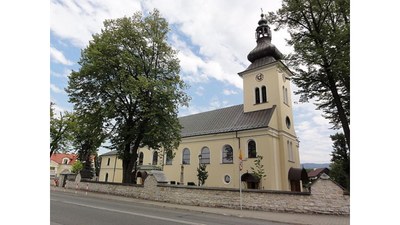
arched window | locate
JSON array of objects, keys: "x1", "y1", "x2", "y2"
[
  {"x1": 285, "y1": 87, "x2": 289, "y2": 105},
  {"x1": 139, "y1": 152, "x2": 144, "y2": 165},
  {"x1": 261, "y1": 86, "x2": 267, "y2": 103},
  {"x1": 200, "y1": 147, "x2": 210, "y2": 164},
  {"x1": 105, "y1": 173, "x2": 109, "y2": 182},
  {"x1": 288, "y1": 141, "x2": 294, "y2": 162},
  {"x1": 152, "y1": 151, "x2": 158, "y2": 165},
  {"x1": 182, "y1": 148, "x2": 190, "y2": 165},
  {"x1": 166, "y1": 150, "x2": 173, "y2": 165},
  {"x1": 222, "y1": 145, "x2": 233, "y2": 164},
  {"x1": 107, "y1": 158, "x2": 110, "y2": 166},
  {"x1": 62, "y1": 158, "x2": 69, "y2": 165},
  {"x1": 283, "y1": 86, "x2": 286, "y2": 103},
  {"x1": 248, "y1": 140, "x2": 257, "y2": 158},
  {"x1": 255, "y1": 88, "x2": 260, "y2": 104}
]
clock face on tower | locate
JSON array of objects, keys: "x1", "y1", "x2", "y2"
[{"x1": 255, "y1": 73, "x2": 264, "y2": 82}]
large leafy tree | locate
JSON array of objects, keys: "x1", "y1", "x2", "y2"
[
  {"x1": 50, "y1": 102, "x2": 73, "y2": 157},
  {"x1": 329, "y1": 132, "x2": 350, "y2": 190},
  {"x1": 68, "y1": 108, "x2": 106, "y2": 179},
  {"x1": 67, "y1": 9, "x2": 189, "y2": 183},
  {"x1": 268, "y1": 0, "x2": 350, "y2": 150}
]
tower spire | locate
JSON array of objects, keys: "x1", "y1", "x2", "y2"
[
  {"x1": 255, "y1": 11, "x2": 271, "y2": 41},
  {"x1": 245, "y1": 12, "x2": 283, "y2": 66}
]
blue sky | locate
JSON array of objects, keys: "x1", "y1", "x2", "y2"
[{"x1": 49, "y1": 0, "x2": 338, "y2": 163}]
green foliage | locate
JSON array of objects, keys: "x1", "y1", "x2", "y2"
[
  {"x1": 50, "y1": 102, "x2": 74, "y2": 156},
  {"x1": 66, "y1": 9, "x2": 189, "y2": 183},
  {"x1": 329, "y1": 132, "x2": 350, "y2": 190},
  {"x1": 68, "y1": 110, "x2": 106, "y2": 163},
  {"x1": 197, "y1": 164, "x2": 208, "y2": 186},
  {"x1": 71, "y1": 160, "x2": 83, "y2": 174},
  {"x1": 268, "y1": 0, "x2": 350, "y2": 149},
  {"x1": 251, "y1": 155, "x2": 266, "y2": 188}
]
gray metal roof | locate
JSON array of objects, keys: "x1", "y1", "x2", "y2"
[
  {"x1": 100, "y1": 104, "x2": 275, "y2": 156},
  {"x1": 179, "y1": 104, "x2": 275, "y2": 138},
  {"x1": 100, "y1": 150, "x2": 118, "y2": 156}
]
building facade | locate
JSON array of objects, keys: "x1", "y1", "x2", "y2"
[
  {"x1": 99, "y1": 13, "x2": 306, "y2": 191},
  {"x1": 50, "y1": 153, "x2": 78, "y2": 178}
]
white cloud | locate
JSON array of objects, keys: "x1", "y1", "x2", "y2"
[
  {"x1": 195, "y1": 86, "x2": 204, "y2": 96},
  {"x1": 50, "y1": 83, "x2": 64, "y2": 94},
  {"x1": 50, "y1": 47, "x2": 73, "y2": 65},
  {"x1": 51, "y1": 69, "x2": 72, "y2": 78},
  {"x1": 223, "y1": 89, "x2": 238, "y2": 95},
  {"x1": 50, "y1": 0, "x2": 142, "y2": 48}
]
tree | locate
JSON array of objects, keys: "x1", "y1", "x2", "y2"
[
  {"x1": 197, "y1": 164, "x2": 208, "y2": 186},
  {"x1": 268, "y1": 0, "x2": 350, "y2": 150},
  {"x1": 71, "y1": 160, "x2": 83, "y2": 174},
  {"x1": 50, "y1": 102, "x2": 73, "y2": 157},
  {"x1": 251, "y1": 155, "x2": 267, "y2": 189},
  {"x1": 329, "y1": 132, "x2": 350, "y2": 190},
  {"x1": 68, "y1": 109, "x2": 106, "y2": 179},
  {"x1": 67, "y1": 9, "x2": 189, "y2": 183}
]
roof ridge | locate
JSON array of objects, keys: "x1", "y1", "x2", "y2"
[{"x1": 179, "y1": 104, "x2": 243, "y2": 119}]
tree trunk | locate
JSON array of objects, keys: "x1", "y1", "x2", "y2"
[{"x1": 325, "y1": 69, "x2": 350, "y2": 151}]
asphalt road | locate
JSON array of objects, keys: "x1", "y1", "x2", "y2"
[{"x1": 50, "y1": 191, "x2": 290, "y2": 225}]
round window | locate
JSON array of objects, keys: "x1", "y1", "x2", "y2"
[
  {"x1": 285, "y1": 116, "x2": 291, "y2": 129},
  {"x1": 224, "y1": 175, "x2": 231, "y2": 184}
]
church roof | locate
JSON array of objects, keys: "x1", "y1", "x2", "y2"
[
  {"x1": 179, "y1": 104, "x2": 275, "y2": 138},
  {"x1": 100, "y1": 104, "x2": 275, "y2": 156}
]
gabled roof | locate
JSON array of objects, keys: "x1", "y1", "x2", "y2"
[
  {"x1": 308, "y1": 168, "x2": 330, "y2": 178},
  {"x1": 100, "y1": 150, "x2": 118, "y2": 156},
  {"x1": 179, "y1": 104, "x2": 275, "y2": 138},
  {"x1": 50, "y1": 153, "x2": 77, "y2": 165},
  {"x1": 100, "y1": 104, "x2": 275, "y2": 156}
]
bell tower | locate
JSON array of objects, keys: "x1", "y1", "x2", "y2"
[{"x1": 238, "y1": 13, "x2": 296, "y2": 137}]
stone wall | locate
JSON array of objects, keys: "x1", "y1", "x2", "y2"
[{"x1": 65, "y1": 174, "x2": 349, "y2": 215}]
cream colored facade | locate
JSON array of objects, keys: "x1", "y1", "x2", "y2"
[
  {"x1": 99, "y1": 14, "x2": 304, "y2": 191},
  {"x1": 50, "y1": 157, "x2": 74, "y2": 177}
]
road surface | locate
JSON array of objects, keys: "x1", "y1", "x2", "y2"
[{"x1": 51, "y1": 191, "x2": 290, "y2": 225}]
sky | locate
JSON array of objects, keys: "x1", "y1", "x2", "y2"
[{"x1": 49, "y1": 0, "x2": 339, "y2": 164}]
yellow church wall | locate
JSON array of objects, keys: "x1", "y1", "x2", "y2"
[
  {"x1": 241, "y1": 61, "x2": 297, "y2": 138},
  {"x1": 162, "y1": 128, "x2": 285, "y2": 190},
  {"x1": 99, "y1": 155, "x2": 123, "y2": 183}
]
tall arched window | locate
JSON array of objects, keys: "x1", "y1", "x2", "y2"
[
  {"x1": 105, "y1": 173, "x2": 109, "y2": 182},
  {"x1": 139, "y1": 152, "x2": 144, "y2": 165},
  {"x1": 182, "y1": 148, "x2": 190, "y2": 165},
  {"x1": 288, "y1": 141, "x2": 294, "y2": 162},
  {"x1": 285, "y1": 87, "x2": 289, "y2": 105},
  {"x1": 222, "y1": 145, "x2": 233, "y2": 164},
  {"x1": 107, "y1": 158, "x2": 110, "y2": 166},
  {"x1": 283, "y1": 86, "x2": 286, "y2": 103},
  {"x1": 255, "y1": 88, "x2": 260, "y2": 104},
  {"x1": 152, "y1": 151, "x2": 158, "y2": 165},
  {"x1": 200, "y1": 147, "x2": 210, "y2": 164},
  {"x1": 248, "y1": 140, "x2": 257, "y2": 158},
  {"x1": 166, "y1": 150, "x2": 173, "y2": 165},
  {"x1": 261, "y1": 86, "x2": 267, "y2": 103}
]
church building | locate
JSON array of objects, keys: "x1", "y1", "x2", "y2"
[{"x1": 99, "y1": 13, "x2": 307, "y2": 192}]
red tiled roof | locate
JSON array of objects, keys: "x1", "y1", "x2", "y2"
[
  {"x1": 307, "y1": 168, "x2": 330, "y2": 178},
  {"x1": 50, "y1": 153, "x2": 78, "y2": 165}
]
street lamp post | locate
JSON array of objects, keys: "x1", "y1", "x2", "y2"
[{"x1": 198, "y1": 154, "x2": 202, "y2": 186}]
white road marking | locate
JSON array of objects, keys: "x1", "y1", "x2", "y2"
[{"x1": 51, "y1": 199, "x2": 206, "y2": 225}]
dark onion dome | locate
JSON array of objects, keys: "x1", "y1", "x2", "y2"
[{"x1": 246, "y1": 13, "x2": 283, "y2": 69}]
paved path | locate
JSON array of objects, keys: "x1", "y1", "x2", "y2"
[{"x1": 51, "y1": 186, "x2": 349, "y2": 225}]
